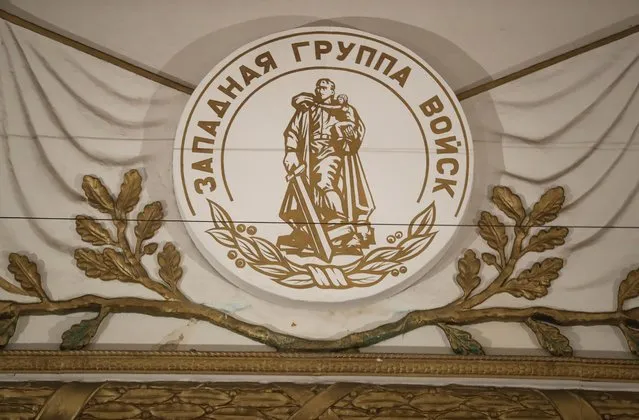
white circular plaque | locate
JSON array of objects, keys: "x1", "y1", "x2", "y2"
[{"x1": 173, "y1": 27, "x2": 473, "y2": 304}]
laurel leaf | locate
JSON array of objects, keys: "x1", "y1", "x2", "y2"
[
  {"x1": 504, "y1": 258, "x2": 563, "y2": 300},
  {"x1": 206, "y1": 229, "x2": 235, "y2": 247},
  {"x1": 481, "y1": 253, "x2": 498, "y2": 267},
  {"x1": 254, "y1": 264, "x2": 289, "y2": 277},
  {"x1": 208, "y1": 200, "x2": 233, "y2": 230},
  {"x1": 396, "y1": 232, "x2": 436, "y2": 262},
  {"x1": 116, "y1": 169, "x2": 142, "y2": 215},
  {"x1": 347, "y1": 272, "x2": 385, "y2": 284},
  {"x1": 620, "y1": 323, "x2": 639, "y2": 357},
  {"x1": 134, "y1": 201, "x2": 163, "y2": 242},
  {"x1": 360, "y1": 260, "x2": 401, "y2": 273},
  {"x1": 75, "y1": 215, "x2": 114, "y2": 246},
  {"x1": 279, "y1": 274, "x2": 314, "y2": 288},
  {"x1": 158, "y1": 243, "x2": 183, "y2": 289},
  {"x1": 456, "y1": 250, "x2": 481, "y2": 297},
  {"x1": 525, "y1": 227, "x2": 568, "y2": 253},
  {"x1": 103, "y1": 249, "x2": 137, "y2": 282},
  {"x1": 82, "y1": 175, "x2": 115, "y2": 215},
  {"x1": 492, "y1": 186, "x2": 526, "y2": 224},
  {"x1": 529, "y1": 187, "x2": 565, "y2": 226},
  {"x1": 75, "y1": 248, "x2": 117, "y2": 280},
  {"x1": 618, "y1": 268, "x2": 639, "y2": 310},
  {"x1": 362, "y1": 247, "x2": 401, "y2": 263},
  {"x1": 0, "y1": 312, "x2": 18, "y2": 349},
  {"x1": 478, "y1": 211, "x2": 508, "y2": 252},
  {"x1": 252, "y1": 237, "x2": 285, "y2": 263},
  {"x1": 525, "y1": 319, "x2": 573, "y2": 357},
  {"x1": 438, "y1": 324, "x2": 485, "y2": 355},
  {"x1": 409, "y1": 201, "x2": 436, "y2": 237},
  {"x1": 60, "y1": 310, "x2": 108, "y2": 351},
  {"x1": 8, "y1": 253, "x2": 46, "y2": 300},
  {"x1": 235, "y1": 236, "x2": 260, "y2": 262}
]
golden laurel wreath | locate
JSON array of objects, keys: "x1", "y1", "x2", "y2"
[{"x1": 206, "y1": 200, "x2": 437, "y2": 289}]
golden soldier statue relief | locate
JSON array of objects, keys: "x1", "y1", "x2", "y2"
[{"x1": 278, "y1": 78, "x2": 375, "y2": 261}]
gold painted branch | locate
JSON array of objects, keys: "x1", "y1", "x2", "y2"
[
  {"x1": 2, "y1": 294, "x2": 638, "y2": 352},
  {"x1": 1, "y1": 169, "x2": 638, "y2": 356}
]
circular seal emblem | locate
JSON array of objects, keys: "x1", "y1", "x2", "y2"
[{"x1": 174, "y1": 27, "x2": 473, "y2": 304}]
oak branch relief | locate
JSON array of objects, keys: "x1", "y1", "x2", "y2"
[{"x1": 0, "y1": 169, "x2": 638, "y2": 355}]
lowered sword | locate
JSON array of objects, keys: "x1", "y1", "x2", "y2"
[{"x1": 285, "y1": 163, "x2": 334, "y2": 262}]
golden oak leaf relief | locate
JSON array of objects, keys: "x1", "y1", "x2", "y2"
[
  {"x1": 134, "y1": 201, "x2": 164, "y2": 241},
  {"x1": 491, "y1": 186, "x2": 526, "y2": 225},
  {"x1": 525, "y1": 319, "x2": 573, "y2": 357},
  {"x1": 116, "y1": 169, "x2": 143, "y2": 216},
  {"x1": 456, "y1": 250, "x2": 481, "y2": 298},
  {"x1": 528, "y1": 187, "x2": 565, "y2": 226},
  {"x1": 7, "y1": 253, "x2": 47, "y2": 301},
  {"x1": 504, "y1": 258, "x2": 563, "y2": 300},
  {"x1": 82, "y1": 175, "x2": 116, "y2": 215},
  {"x1": 438, "y1": 324, "x2": 485, "y2": 356},
  {"x1": 75, "y1": 215, "x2": 114, "y2": 246},
  {"x1": 478, "y1": 212, "x2": 508, "y2": 252},
  {"x1": 618, "y1": 268, "x2": 639, "y2": 310}
]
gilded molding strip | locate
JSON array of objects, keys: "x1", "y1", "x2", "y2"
[
  {"x1": 0, "y1": 10, "x2": 195, "y2": 94},
  {"x1": 1, "y1": 9, "x2": 638, "y2": 100},
  {"x1": 456, "y1": 23, "x2": 639, "y2": 100},
  {"x1": 1, "y1": 351, "x2": 639, "y2": 381},
  {"x1": 4, "y1": 381, "x2": 639, "y2": 419},
  {"x1": 35, "y1": 382, "x2": 103, "y2": 420}
]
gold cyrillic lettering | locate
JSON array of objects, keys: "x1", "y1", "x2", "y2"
[
  {"x1": 192, "y1": 158, "x2": 213, "y2": 173},
  {"x1": 430, "y1": 116, "x2": 452, "y2": 134},
  {"x1": 419, "y1": 96, "x2": 443, "y2": 117},
  {"x1": 336, "y1": 41, "x2": 355, "y2": 60},
  {"x1": 194, "y1": 177, "x2": 216, "y2": 194},
  {"x1": 389, "y1": 66, "x2": 411, "y2": 87},
  {"x1": 434, "y1": 136, "x2": 458, "y2": 154},
  {"x1": 239, "y1": 65, "x2": 260, "y2": 86},
  {"x1": 374, "y1": 52, "x2": 397, "y2": 75},
  {"x1": 433, "y1": 178, "x2": 456, "y2": 197},
  {"x1": 355, "y1": 45, "x2": 377, "y2": 67},
  {"x1": 436, "y1": 158, "x2": 459, "y2": 175},
  {"x1": 254, "y1": 51, "x2": 277, "y2": 73},
  {"x1": 191, "y1": 136, "x2": 214, "y2": 153},
  {"x1": 217, "y1": 76, "x2": 244, "y2": 99},
  {"x1": 291, "y1": 41, "x2": 310, "y2": 62},
  {"x1": 207, "y1": 99, "x2": 230, "y2": 119},
  {"x1": 314, "y1": 40, "x2": 332, "y2": 60},
  {"x1": 197, "y1": 121, "x2": 220, "y2": 137}
]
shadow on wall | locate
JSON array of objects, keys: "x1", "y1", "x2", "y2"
[{"x1": 141, "y1": 15, "x2": 505, "y2": 300}]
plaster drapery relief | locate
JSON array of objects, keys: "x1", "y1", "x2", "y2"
[{"x1": 1, "y1": 18, "x2": 639, "y2": 357}]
